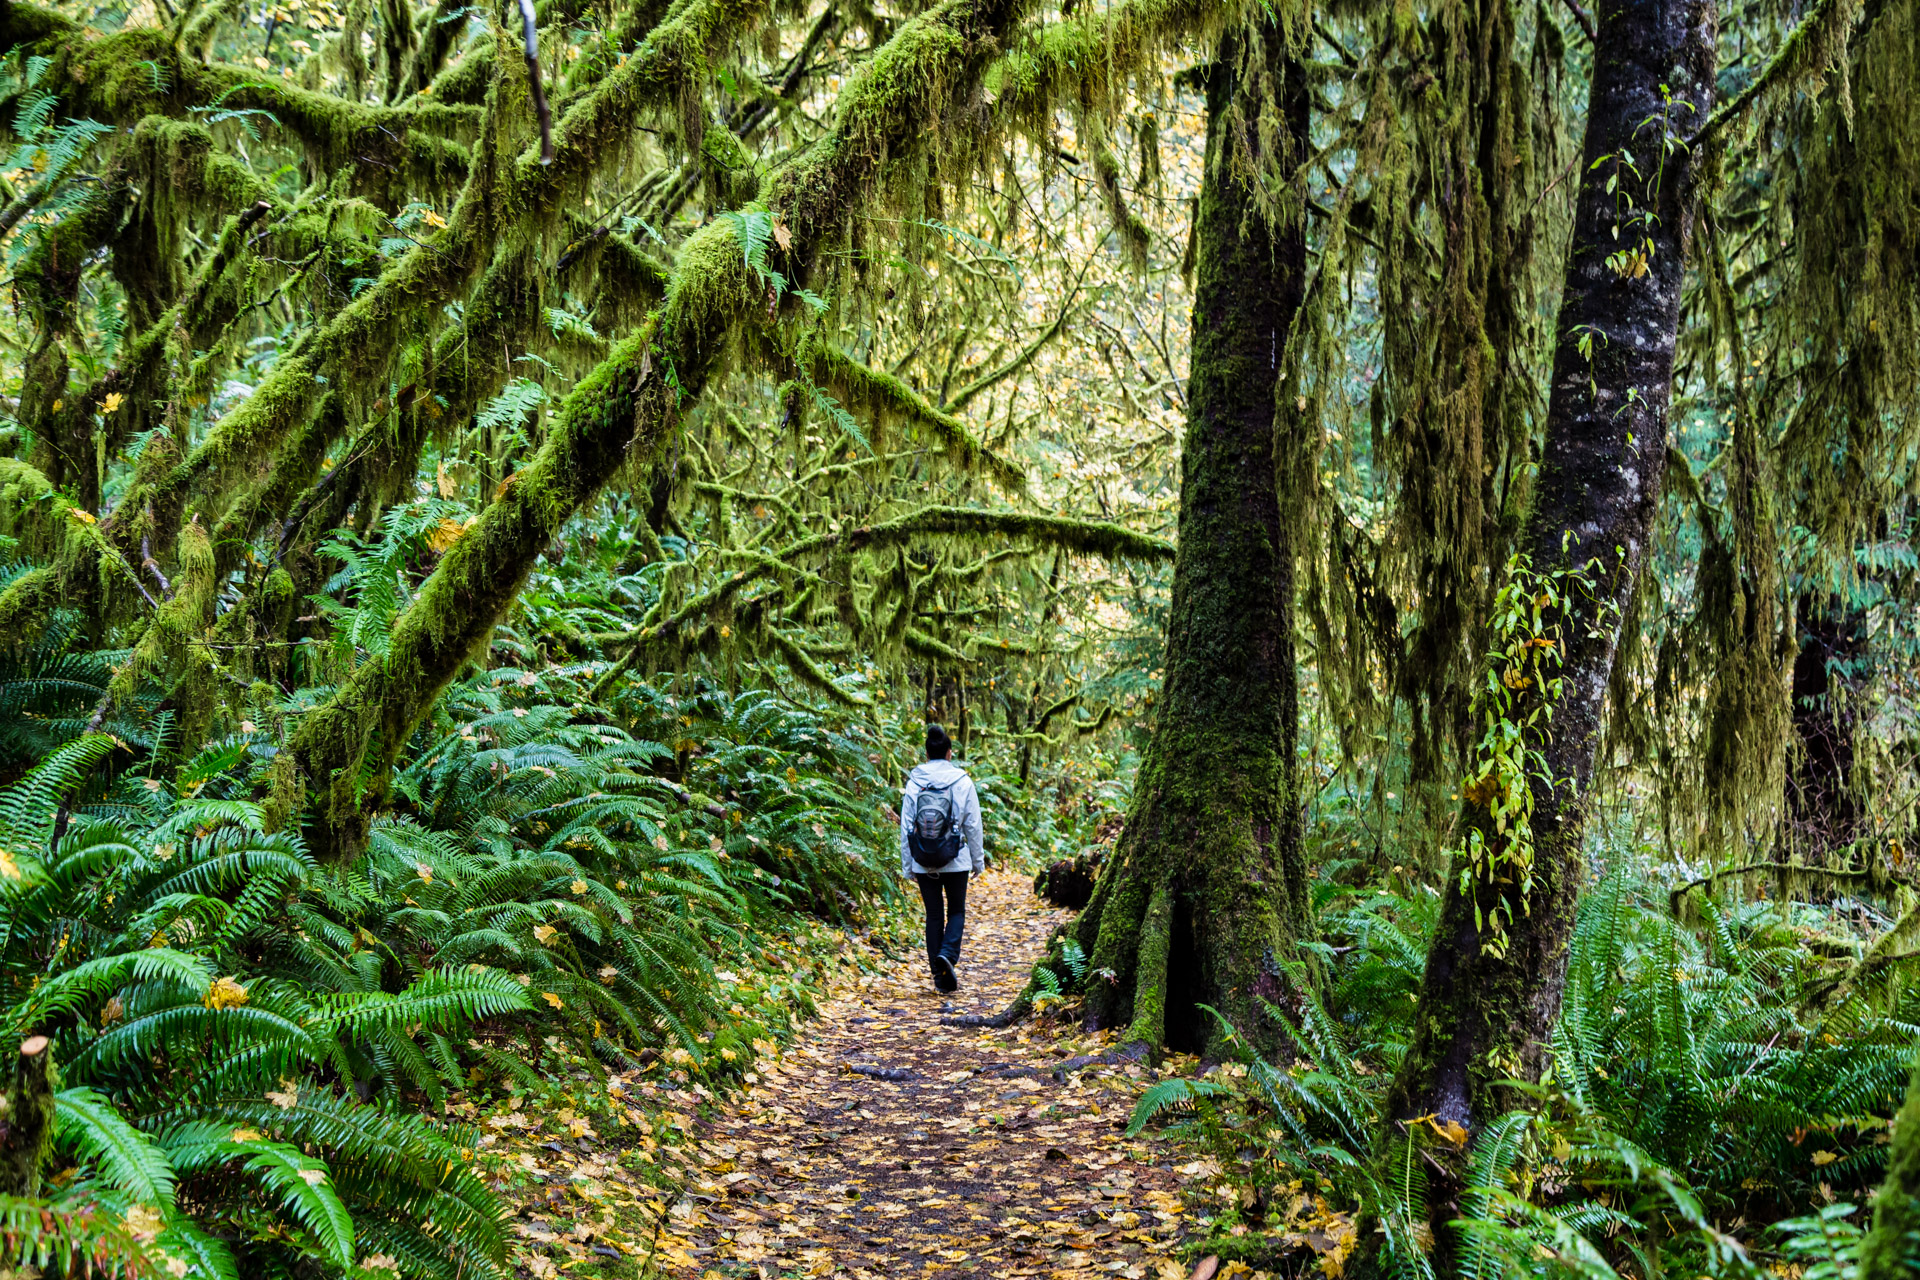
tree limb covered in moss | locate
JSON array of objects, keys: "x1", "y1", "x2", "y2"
[
  {"x1": 1690, "y1": 0, "x2": 1862, "y2": 150},
  {"x1": 781, "y1": 505, "x2": 1174, "y2": 563},
  {"x1": 796, "y1": 342, "x2": 1027, "y2": 489}
]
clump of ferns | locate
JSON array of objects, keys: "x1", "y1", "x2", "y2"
[
  {"x1": 3, "y1": 738, "x2": 520, "y2": 1278},
  {"x1": 608, "y1": 681, "x2": 902, "y2": 920},
  {"x1": 360, "y1": 708, "x2": 740, "y2": 1072},
  {"x1": 1030, "y1": 938, "x2": 1091, "y2": 1017},
  {"x1": 0, "y1": 604, "x2": 159, "y2": 778},
  {"x1": 1555, "y1": 873, "x2": 1915, "y2": 1216}
]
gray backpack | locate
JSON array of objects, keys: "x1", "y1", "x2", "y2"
[{"x1": 908, "y1": 779, "x2": 965, "y2": 868}]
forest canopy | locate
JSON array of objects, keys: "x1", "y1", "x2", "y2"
[{"x1": 1, "y1": 0, "x2": 1919, "y2": 1271}]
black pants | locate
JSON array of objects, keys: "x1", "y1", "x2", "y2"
[{"x1": 916, "y1": 871, "x2": 968, "y2": 970}]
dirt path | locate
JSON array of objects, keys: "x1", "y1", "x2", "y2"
[{"x1": 655, "y1": 870, "x2": 1195, "y2": 1280}]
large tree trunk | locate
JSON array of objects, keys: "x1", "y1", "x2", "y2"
[
  {"x1": 1786, "y1": 592, "x2": 1867, "y2": 857},
  {"x1": 1374, "y1": 0, "x2": 1715, "y2": 1264},
  {"x1": 1070, "y1": 20, "x2": 1310, "y2": 1060},
  {"x1": 1858, "y1": 1050, "x2": 1920, "y2": 1280}
]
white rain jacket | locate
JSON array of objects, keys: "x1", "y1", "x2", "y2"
[{"x1": 898, "y1": 759, "x2": 986, "y2": 875}]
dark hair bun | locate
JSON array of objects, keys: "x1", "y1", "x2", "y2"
[{"x1": 925, "y1": 723, "x2": 953, "y2": 758}]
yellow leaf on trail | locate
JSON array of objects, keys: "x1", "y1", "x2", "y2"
[
  {"x1": 231, "y1": 1128, "x2": 262, "y2": 1142},
  {"x1": 69, "y1": 507, "x2": 97, "y2": 525},
  {"x1": 1811, "y1": 1151, "x2": 1839, "y2": 1167},
  {"x1": 534, "y1": 924, "x2": 559, "y2": 944},
  {"x1": 101, "y1": 392, "x2": 124, "y2": 413},
  {"x1": 571, "y1": 879, "x2": 589, "y2": 895},
  {"x1": 266, "y1": 1078, "x2": 300, "y2": 1109},
  {"x1": 541, "y1": 991, "x2": 564, "y2": 1009}
]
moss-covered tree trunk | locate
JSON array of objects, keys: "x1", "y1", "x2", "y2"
[
  {"x1": 0, "y1": 1036, "x2": 55, "y2": 1198},
  {"x1": 1859, "y1": 1048, "x2": 1920, "y2": 1280},
  {"x1": 1370, "y1": 0, "x2": 1715, "y2": 1266},
  {"x1": 1787, "y1": 592, "x2": 1866, "y2": 856},
  {"x1": 1069, "y1": 19, "x2": 1310, "y2": 1060}
]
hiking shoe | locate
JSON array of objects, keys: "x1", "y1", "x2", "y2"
[{"x1": 932, "y1": 956, "x2": 958, "y2": 994}]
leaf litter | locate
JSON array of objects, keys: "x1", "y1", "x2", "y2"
[
  {"x1": 476, "y1": 873, "x2": 1242, "y2": 1280},
  {"x1": 656, "y1": 872, "x2": 1198, "y2": 1280}
]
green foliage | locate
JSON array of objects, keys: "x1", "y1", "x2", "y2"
[
  {"x1": 0, "y1": 745, "x2": 513, "y2": 1277},
  {"x1": 1450, "y1": 553, "x2": 1618, "y2": 955},
  {"x1": 1124, "y1": 862, "x2": 1920, "y2": 1280}
]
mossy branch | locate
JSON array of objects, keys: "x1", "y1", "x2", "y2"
[
  {"x1": 1689, "y1": 0, "x2": 1863, "y2": 150},
  {"x1": 782, "y1": 505, "x2": 1175, "y2": 563},
  {"x1": 943, "y1": 291, "x2": 1083, "y2": 414},
  {"x1": 800, "y1": 342, "x2": 1027, "y2": 490},
  {"x1": 1668, "y1": 859, "x2": 1915, "y2": 917}
]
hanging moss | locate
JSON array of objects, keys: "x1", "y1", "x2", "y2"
[{"x1": 1090, "y1": 123, "x2": 1153, "y2": 270}]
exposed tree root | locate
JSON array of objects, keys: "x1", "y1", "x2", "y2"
[
  {"x1": 844, "y1": 1064, "x2": 915, "y2": 1081},
  {"x1": 942, "y1": 1001, "x2": 1029, "y2": 1029}
]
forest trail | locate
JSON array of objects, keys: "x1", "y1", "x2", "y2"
[{"x1": 654, "y1": 870, "x2": 1196, "y2": 1280}]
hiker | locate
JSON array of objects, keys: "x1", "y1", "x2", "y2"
[{"x1": 900, "y1": 723, "x2": 985, "y2": 994}]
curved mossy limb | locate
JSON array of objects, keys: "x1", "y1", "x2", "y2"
[
  {"x1": 794, "y1": 340, "x2": 1027, "y2": 489},
  {"x1": 20, "y1": 13, "x2": 479, "y2": 192},
  {"x1": 1067, "y1": 18, "x2": 1311, "y2": 1063}
]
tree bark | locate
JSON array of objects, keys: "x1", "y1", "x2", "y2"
[
  {"x1": 0, "y1": 1036, "x2": 55, "y2": 1198},
  {"x1": 1069, "y1": 20, "x2": 1310, "y2": 1060},
  {"x1": 1374, "y1": 0, "x2": 1715, "y2": 1264},
  {"x1": 1859, "y1": 1049, "x2": 1920, "y2": 1280},
  {"x1": 1786, "y1": 592, "x2": 1867, "y2": 857}
]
